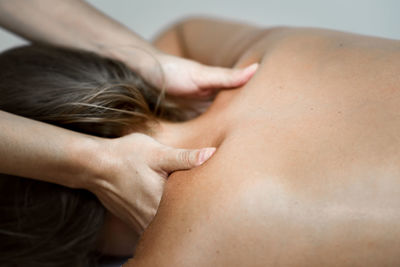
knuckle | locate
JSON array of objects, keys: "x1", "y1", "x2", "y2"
[{"x1": 178, "y1": 150, "x2": 194, "y2": 166}]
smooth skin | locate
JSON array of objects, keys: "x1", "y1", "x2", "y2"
[
  {"x1": 124, "y1": 17, "x2": 400, "y2": 266},
  {"x1": 0, "y1": 0, "x2": 256, "y2": 232}
]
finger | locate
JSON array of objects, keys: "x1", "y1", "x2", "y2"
[
  {"x1": 195, "y1": 63, "x2": 259, "y2": 91},
  {"x1": 157, "y1": 147, "x2": 216, "y2": 174}
]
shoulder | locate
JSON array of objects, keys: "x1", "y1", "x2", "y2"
[{"x1": 125, "y1": 139, "x2": 293, "y2": 267}]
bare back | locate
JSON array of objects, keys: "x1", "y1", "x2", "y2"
[{"x1": 127, "y1": 25, "x2": 400, "y2": 266}]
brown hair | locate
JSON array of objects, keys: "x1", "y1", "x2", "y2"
[{"x1": 0, "y1": 45, "x2": 187, "y2": 266}]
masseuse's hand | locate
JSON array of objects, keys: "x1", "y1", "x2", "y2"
[
  {"x1": 118, "y1": 50, "x2": 258, "y2": 109},
  {"x1": 148, "y1": 54, "x2": 259, "y2": 98},
  {"x1": 128, "y1": 52, "x2": 258, "y2": 115},
  {"x1": 91, "y1": 133, "x2": 216, "y2": 234}
]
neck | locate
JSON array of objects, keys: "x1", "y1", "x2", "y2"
[
  {"x1": 150, "y1": 112, "x2": 226, "y2": 150},
  {"x1": 150, "y1": 118, "x2": 205, "y2": 149},
  {"x1": 150, "y1": 120, "x2": 192, "y2": 148},
  {"x1": 150, "y1": 89, "x2": 239, "y2": 150}
]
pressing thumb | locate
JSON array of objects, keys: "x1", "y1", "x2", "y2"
[
  {"x1": 196, "y1": 63, "x2": 259, "y2": 89},
  {"x1": 158, "y1": 147, "x2": 216, "y2": 174}
]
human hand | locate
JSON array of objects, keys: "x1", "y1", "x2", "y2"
[
  {"x1": 143, "y1": 53, "x2": 259, "y2": 98},
  {"x1": 89, "y1": 133, "x2": 216, "y2": 234},
  {"x1": 107, "y1": 48, "x2": 258, "y2": 114}
]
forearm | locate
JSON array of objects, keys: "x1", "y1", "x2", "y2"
[
  {"x1": 0, "y1": 0, "x2": 156, "y2": 72},
  {"x1": 0, "y1": 110, "x2": 104, "y2": 189}
]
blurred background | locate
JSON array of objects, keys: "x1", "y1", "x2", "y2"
[{"x1": 0, "y1": 0, "x2": 399, "y2": 52}]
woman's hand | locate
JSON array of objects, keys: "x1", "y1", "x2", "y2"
[
  {"x1": 112, "y1": 48, "x2": 258, "y2": 97},
  {"x1": 122, "y1": 52, "x2": 258, "y2": 115},
  {"x1": 145, "y1": 54, "x2": 259, "y2": 98},
  {"x1": 88, "y1": 133, "x2": 215, "y2": 234}
]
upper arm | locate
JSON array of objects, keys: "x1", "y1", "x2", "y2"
[{"x1": 152, "y1": 16, "x2": 268, "y2": 67}]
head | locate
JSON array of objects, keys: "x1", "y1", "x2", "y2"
[{"x1": 0, "y1": 44, "x2": 187, "y2": 266}]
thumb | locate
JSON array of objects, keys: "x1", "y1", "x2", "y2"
[
  {"x1": 195, "y1": 63, "x2": 259, "y2": 90},
  {"x1": 158, "y1": 147, "x2": 216, "y2": 174}
]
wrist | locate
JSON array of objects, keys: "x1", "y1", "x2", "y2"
[
  {"x1": 76, "y1": 137, "x2": 125, "y2": 198},
  {"x1": 65, "y1": 135, "x2": 108, "y2": 190},
  {"x1": 101, "y1": 43, "x2": 164, "y2": 76}
]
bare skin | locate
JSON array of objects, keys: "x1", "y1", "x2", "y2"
[
  {"x1": 123, "y1": 18, "x2": 400, "y2": 266},
  {"x1": 0, "y1": 1, "x2": 258, "y2": 232}
]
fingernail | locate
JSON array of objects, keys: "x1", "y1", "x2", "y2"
[
  {"x1": 197, "y1": 147, "x2": 216, "y2": 166},
  {"x1": 244, "y1": 63, "x2": 259, "y2": 74}
]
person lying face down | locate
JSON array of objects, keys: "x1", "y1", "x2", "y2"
[
  {"x1": 2, "y1": 16, "x2": 400, "y2": 267},
  {"x1": 0, "y1": 44, "x2": 191, "y2": 266},
  {"x1": 126, "y1": 18, "x2": 400, "y2": 266}
]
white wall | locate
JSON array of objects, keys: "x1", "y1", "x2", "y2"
[{"x1": 0, "y1": 0, "x2": 399, "y2": 52}]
